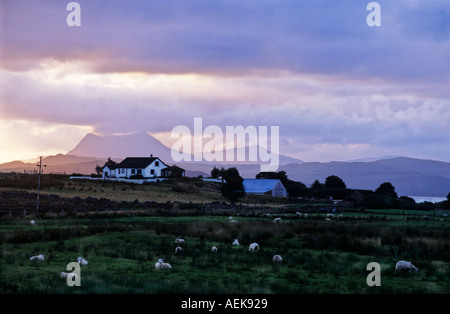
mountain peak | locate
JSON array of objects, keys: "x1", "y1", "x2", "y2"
[{"x1": 66, "y1": 132, "x2": 174, "y2": 161}]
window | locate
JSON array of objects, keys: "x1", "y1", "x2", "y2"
[
  {"x1": 132, "y1": 169, "x2": 136, "y2": 175},
  {"x1": 155, "y1": 161, "x2": 159, "y2": 167},
  {"x1": 151, "y1": 169, "x2": 155, "y2": 175}
]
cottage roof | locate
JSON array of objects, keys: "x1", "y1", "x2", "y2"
[
  {"x1": 117, "y1": 157, "x2": 165, "y2": 169},
  {"x1": 242, "y1": 179, "x2": 285, "y2": 193}
]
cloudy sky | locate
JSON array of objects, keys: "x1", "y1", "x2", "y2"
[{"x1": 1, "y1": 0, "x2": 449, "y2": 164}]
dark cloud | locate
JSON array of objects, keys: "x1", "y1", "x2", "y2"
[{"x1": 2, "y1": 0, "x2": 449, "y2": 80}]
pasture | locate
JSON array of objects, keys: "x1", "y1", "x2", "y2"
[{"x1": 1, "y1": 212, "x2": 449, "y2": 294}]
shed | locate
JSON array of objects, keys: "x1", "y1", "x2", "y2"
[{"x1": 243, "y1": 179, "x2": 287, "y2": 197}]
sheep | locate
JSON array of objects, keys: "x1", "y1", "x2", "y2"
[
  {"x1": 272, "y1": 254, "x2": 283, "y2": 265},
  {"x1": 273, "y1": 217, "x2": 281, "y2": 223},
  {"x1": 30, "y1": 220, "x2": 35, "y2": 226},
  {"x1": 325, "y1": 218, "x2": 332, "y2": 222},
  {"x1": 61, "y1": 272, "x2": 78, "y2": 280},
  {"x1": 155, "y1": 259, "x2": 172, "y2": 270},
  {"x1": 175, "y1": 246, "x2": 182, "y2": 254},
  {"x1": 395, "y1": 260, "x2": 418, "y2": 272},
  {"x1": 77, "y1": 257, "x2": 88, "y2": 266},
  {"x1": 326, "y1": 213, "x2": 334, "y2": 218},
  {"x1": 248, "y1": 243, "x2": 259, "y2": 252},
  {"x1": 296, "y1": 212, "x2": 302, "y2": 216},
  {"x1": 29, "y1": 254, "x2": 44, "y2": 261},
  {"x1": 228, "y1": 216, "x2": 233, "y2": 221},
  {"x1": 230, "y1": 219, "x2": 238, "y2": 223},
  {"x1": 211, "y1": 246, "x2": 218, "y2": 253},
  {"x1": 232, "y1": 239, "x2": 240, "y2": 246},
  {"x1": 175, "y1": 238, "x2": 185, "y2": 244}
]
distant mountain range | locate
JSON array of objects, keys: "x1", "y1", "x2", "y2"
[{"x1": 1, "y1": 132, "x2": 449, "y2": 197}]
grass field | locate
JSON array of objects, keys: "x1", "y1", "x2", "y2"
[
  {"x1": 1, "y1": 213, "x2": 449, "y2": 294},
  {"x1": 0, "y1": 173, "x2": 449, "y2": 294}
]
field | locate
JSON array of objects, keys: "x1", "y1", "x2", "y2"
[{"x1": 0, "y1": 174, "x2": 449, "y2": 294}]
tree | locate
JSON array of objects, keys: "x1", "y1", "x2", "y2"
[
  {"x1": 95, "y1": 157, "x2": 118, "y2": 175},
  {"x1": 311, "y1": 179, "x2": 323, "y2": 190},
  {"x1": 324, "y1": 175, "x2": 347, "y2": 189},
  {"x1": 256, "y1": 171, "x2": 289, "y2": 186},
  {"x1": 220, "y1": 167, "x2": 246, "y2": 203},
  {"x1": 211, "y1": 166, "x2": 221, "y2": 179},
  {"x1": 375, "y1": 182, "x2": 398, "y2": 198}
]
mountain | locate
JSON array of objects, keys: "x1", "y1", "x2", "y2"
[
  {"x1": 1, "y1": 132, "x2": 449, "y2": 197},
  {"x1": 66, "y1": 132, "x2": 304, "y2": 166},
  {"x1": 347, "y1": 155, "x2": 404, "y2": 162},
  {"x1": 67, "y1": 132, "x2": 174, "y2": 161},
  {"x1": 278, "y1": 157, "x2": 450, "y2": 197}
]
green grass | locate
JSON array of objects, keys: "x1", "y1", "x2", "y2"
[{"x1": 1, "y1": 213, "x2": 449, "y2": 294}]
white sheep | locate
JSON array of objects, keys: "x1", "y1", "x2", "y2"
[
  {"x1": 230, "y1": 219, "x2": 238, "y2": 223},
  {"x1": 61, "y1": 272, "x2": 78, "y2": 280},
  {"x1": 248, "y1": 243, "x2": 259, "y2": 252},
  {"x1": 296, "y1": 212, "x2": 302, "y2": 216},
  {"x1": 395, "y1": 260, "x2": 418, "y2": 272},
  {"x1": 228, "y1": 216, "x2": 233, "y2": 221},
  {"x1": 273, "y1": 217, "x2": 281, "y2": 223},
  {"x1": 155, "y1": 259, "x2": 172, "y2": 269},
  {"x1": 272, "y1": 254, "x2": 283, "y2": 265},
  {"x1": 175, "y1": 238, "x2": 185, "y2": 244},
  {"x1": 77, "y1": 257, "x2": 88, "y2": 266},
  {"x1": 232, "y1": 239, "x2": 240, "y2": 246},
  {"x1": 326, "y1": 213, "x2": 334, "y2": 218},
  {"x1": 30, "y1": 220, "x2": 35, "y2": 226},
  {"x1": 211, "y1": 246, "x2": 218, "y2": 253},
  {"x1": 29, "y1": 254, "x2": 44, "y2": 261},
  {"x1": 325, "y1": 218, "x2": 332, "y2": 222},
  {"x1": 175, "y1": 246, "x2": 182, "y2": 254}
]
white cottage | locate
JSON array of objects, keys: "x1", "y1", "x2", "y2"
[
  {"x1": 242, "y1": 179, "x2": 287, "y2": 197},
  {"x1": 102, "y1": 156, "x2": 180, "y2": 179}
]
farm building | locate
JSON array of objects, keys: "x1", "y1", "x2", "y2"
[
  {"x1": 102, "y1": 156, "x2": 185, "y2": 179},
  {"x1": 243, "y1": 179, "x2": 287, "y2": 197}
]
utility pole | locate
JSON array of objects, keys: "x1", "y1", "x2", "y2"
[{"x1": 36, "y1": 156, "x2": 46, "y2": 216}]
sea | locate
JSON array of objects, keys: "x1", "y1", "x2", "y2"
[{"x1": 410, "y1": 196, "x2": 447, "y2": 203}]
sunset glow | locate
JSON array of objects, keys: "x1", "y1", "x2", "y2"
[{"x1": 1, "y1": 0, "x2": 449, "y2": 164}]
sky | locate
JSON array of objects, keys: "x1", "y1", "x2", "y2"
[{"x1": 1, "y1": 0, "x2": 449, "y2": 164}]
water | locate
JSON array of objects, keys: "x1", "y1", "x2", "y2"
[{"x1": 410, "y1": 196, "x2": 447, "y2": 203}]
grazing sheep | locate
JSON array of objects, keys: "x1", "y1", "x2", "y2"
[
  {"x1": 325, "y1": 218, "x2": 332, "y2": 222},
  {"x1": 175, "y1": 238, "x2": 185, "y2": 244},
  {"x1": 155, "y1": 259, "x2": 172, "y2": 269},
  {"x1": 29, "y1": 254, "x2": 44, "y2": 261},
  {"x1": 232, "y1": 239, "x2": 240, "y2": 246},
  {"x1": 77, "y1": 257, "x2": 88, "y2": 266},
  {"x1": 175, "y1": 246, "x2": 182, "y2": 254},
  {"x1": 211, "y1": 246, "x2": 218, "y2": 253},
  {"x1": 30, "y1": 220, "x2": 35, "y2": 226},
  {"x1": 395, "y1": 260, "x2": 418, "y2": 272},
  {"x1": 248, "y1": 243, "x2": 259, "y2": 252},
  {"x1": 230, "y1": 219, "x2": 238, "y2": 223},
  {"x1": 273, "y1": 217, "x2": 281, "y2": 223},
  {"x1": 228, "y1": 216, "x2": 233, "y2": 221},
  {"x1": 272, "y1": 254, "x2": 283, "y2": 265},
  {"x1": 61, "y1": 272, "x2": 78, "y2": 280},
  {"x1": 326, "y1": 213, "x2": 334, "y2": 218},
  {"x1": 296, "y1": 212, "x2": 302, "y2": 216}
]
